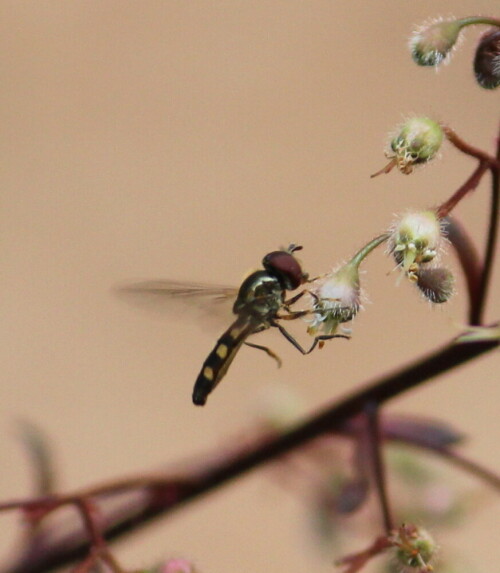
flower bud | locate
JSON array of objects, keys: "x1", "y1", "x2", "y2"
[
  {"x1": 306, "y1": 235, "x2": 388, "y2": 336},
  {"x1": 390, "y1": 118, "x2": 443, "y2": 175},
  {"x1": 306, "y1": 262, "x2": 361, "y2": 337},
  {"x1": 410, "y1": 18, "x2": 463, "y2": 66},
  {"x1": 416, "y1": 267, "x2": 455, "y2": 303},
  {"x1": 391, "y1": 524, "x2": 437, "y2": 571},
  {"x1": 389, "y1": 210, "x2": 444, "y2": 278},
  {"x1": 474, "y1": 28, "x2": 500, "y2": 89}
]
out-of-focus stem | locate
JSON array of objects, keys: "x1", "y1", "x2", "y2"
[
  {"x1": 471, "y1": 126, "x2": 500, "y2": 325},
  {"x1": 444, "y1": 216, "x2": 483, "y2": 318},
  {"x1": 364, "y1": 404, "x2": 394, "y2": 534}
]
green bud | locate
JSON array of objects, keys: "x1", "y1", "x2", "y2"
[
  {"x1": 389, "y1": 118, "x2": 443, "y2": 174},
  {"x1": 410, "y1": 18, "x2": 463, "y2": 66},
  {"x1": 474, "y1": 28, "x2": 500, "y2": 89}
]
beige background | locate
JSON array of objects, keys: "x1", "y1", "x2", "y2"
[{"x1": 0, "y1": 2, "x2": 498, "y2": 572}]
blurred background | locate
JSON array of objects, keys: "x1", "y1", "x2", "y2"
[{"x1": 0, "y1": 1, "x2": 498, "y2": 572}]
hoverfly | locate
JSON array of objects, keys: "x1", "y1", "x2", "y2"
[{"x1": 117, "y1": 245, "x2": 337, "y2": 406}]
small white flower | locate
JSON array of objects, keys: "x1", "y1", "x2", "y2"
[
  {"x1": 306, "y1": 263, "x2": 361, "y2": 336},
  {"x1": 388, "y1": 210, "x2": 445, "y2": 279},
  {"x1": 304, "y1": 235, "x2": 388, "y2": 339}
]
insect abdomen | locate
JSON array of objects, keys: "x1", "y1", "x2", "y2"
[{"x1": 192, "y1": 316, "x2": 256, "y2": 406}]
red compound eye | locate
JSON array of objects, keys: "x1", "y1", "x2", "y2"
[{"x1": 262, "y1": 250, "x2": 305, "y2": 290}]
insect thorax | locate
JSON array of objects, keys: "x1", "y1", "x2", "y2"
[{"x1": 233, "y1": 271, "x2": 284, "y2": 319}]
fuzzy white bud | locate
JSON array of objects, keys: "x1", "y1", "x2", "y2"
[
  {"x1": 389, "y1": 210, "x2": 444, "y2": 278},
  {"x1": 410, "y1": 18, "x2": 463, "y2": 66}
]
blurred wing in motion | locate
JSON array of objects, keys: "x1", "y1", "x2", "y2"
[{"x1": 114, "y1": 280, "x2": 239, "y2": 329}]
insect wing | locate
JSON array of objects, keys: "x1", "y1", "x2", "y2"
[{"x1": 114, "y1": 280, "x2": 239, "y2": 330}]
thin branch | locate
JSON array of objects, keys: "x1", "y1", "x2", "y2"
[
  {"x1": 336, "y1": 535, "x2": 391, "y2": 573},
  {"x1": 415, "y1": 445, "x2": 500, "y2": 491},
  {"x1": 436, "y1": 161, "x2": 490, "y2": 218},
  {"x1": 364, "y1": 404, "x2": 394, "y2": 534},
  {"x1": 2, "y1": 332, "x2": 497, "y2": 573},
  {"x1": 338, "y1": 417, "x2": 500, "y2": 492},
  {"x1": 471, "y1": 124, "x2": 500, "y2": 325},
  {"x1": 442, "y1": 126, "x2": 499, "y2": 166}
]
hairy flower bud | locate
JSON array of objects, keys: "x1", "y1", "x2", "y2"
[
  {"x1": 389, "y1": 210, "x2": 444, "y2": 279},
  {"x1": 416, "y1": 267, "x2": 455, "y2": 303},
  {"x1": 390, "y1": 118, "x2": 443, "y2": 174},
  {"x1": 474, "y1": 28, "x2": 500, "y2": 89},
  {"x1": 410, "y1": 18, "x2": 463, "y2": 66},
  {"x1": 371, "y1": 118, "x2": 444, "y2": 178},
  {"x1": 306, "y1": 235, "x2": 388, "y2": 336},
  {"x1": 391, "y1": 524, "x2": 437, "y2": 571},
  {"x1": 306, "y1": 262, "x2": 361, "y2": 337}
]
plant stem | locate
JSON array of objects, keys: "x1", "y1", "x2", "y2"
[
  {"x1": 436, "y1": 161, "x2": 489, "y2": 218},
  {"x1": 444, "y1": 216, "x2": 483, "y2": 320},
  {"x1": 470, "y1": 124, "x2": 500, "y2": 325},
  {"x1": 364, "y1": 404, "x2": 394, "y2": 534},
  {"x1": 456, "y1": 16, "x2": 500, "y2": 29},
  {"x1": 350, "y1": 234, "x2": 390, "y2": 267}
]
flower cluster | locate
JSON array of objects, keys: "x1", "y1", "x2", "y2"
[
  {"x1": 302, "y1": 209, "x2": 455, "y2": 345},
  {"x1": 409, "y1": 16, "x2": 500, "y2": 90}
]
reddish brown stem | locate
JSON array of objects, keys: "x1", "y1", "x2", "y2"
[
  {"x1": 437, "y1": 124, "x2": 500, "y2": 325},
  {"x1": 472, "y1": 126, "x2": 500, "y2": 325},
  {"x1": 442, "y1": 125, "x2": 499, "y2": 166},
  {"x1": 444, "y1": 216, "x2": 483, "y2": 319},
  {"x1": 424, "y1": 446, "x2": 500, "y2": 491},
  {"x1": 336, "y1": 535, "x2": 392, "y2": 573},
  {"x1": 436, "y1": 161, "x2": 489, "y2": 218},
  {"x1": 75, "y1": 498, "x2": 105, "y2": 549},
  {"x1": 364, "y1": 404, "x2": 394, "y2": 534}
]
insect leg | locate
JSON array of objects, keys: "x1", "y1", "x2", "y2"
[
  {"x1": 277, "y1": 308, "x2": 312, "y2": 320},
  {"x1": 282, "y1": 289, "x2": 321, "y2": 317},
  {"x1": 272, "y1": 321, "x2": 349, "y2": 355},
  {"x1": 306, "y1": 333, "x2": 351, "y2": 353},
  {"x1": 283, "y1": 289, "x2": 309, "y2": 307},
  {"x1": 244, "y1": 341, "x2": 282, "y2": 368}
]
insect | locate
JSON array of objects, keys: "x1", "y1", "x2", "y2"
[{"x1": 117, "y1": 245, "x2": 340, "y2": 406}]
